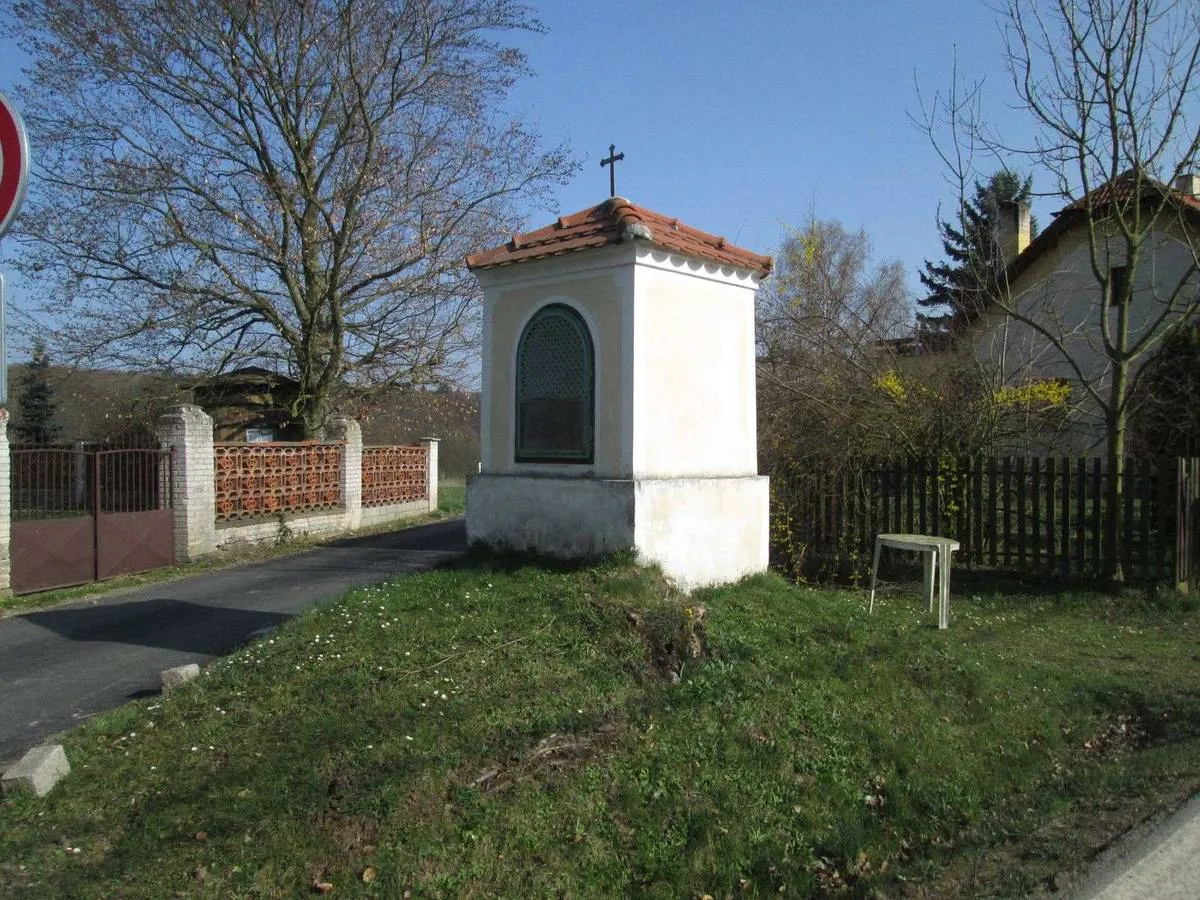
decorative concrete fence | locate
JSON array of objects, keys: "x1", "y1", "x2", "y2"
[
  {"x1": 361, "y1": 445, "x2": 430, "y2": 529},
  {"x1": 0, "y1": 405, "x2": 439, "y2": 595},
  {"x1": 159, "y1": 405, "x2": 437, "y2": 560},
  {"x1": 215, "y1": 442, "x2": 344, "y2": 521}
]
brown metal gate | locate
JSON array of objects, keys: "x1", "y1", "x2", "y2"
[{"x1": 11, "y1": 447, "x2": 175, "y2": 594}]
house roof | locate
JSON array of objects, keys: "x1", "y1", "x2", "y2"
[
  {"x1": 190, "y1": 366, "x2": 300, "y2": 390},
  {"x1": 465, "y1": 197, "x2": 773, "y2": 279},
  {"x1": 956, "y1": 171, "x2": 1200, "y2": 330},
  {"x1": 1058, "y1": 169, "x2": 1200, "y2": 216}
]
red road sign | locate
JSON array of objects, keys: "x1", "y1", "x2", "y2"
[{"x1": 0, "y1": 91, "x2": 30, "y2": 240}]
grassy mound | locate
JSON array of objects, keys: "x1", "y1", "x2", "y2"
[{"x1": 1, "y1": 559, "x2": 1198, "y2": 897}]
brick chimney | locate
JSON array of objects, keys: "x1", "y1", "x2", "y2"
[
  {"x1": 995, "y1": 199, "x2": 1031, "y2": 265},
  {"x1": 1172, "y1": 172, "x2": 1200, "y2": 198}
]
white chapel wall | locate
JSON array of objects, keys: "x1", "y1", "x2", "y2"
[
  {"x1": 480, "y1": 259, "x2": 631, "y2": 478},
  {"x1": 631, "y1": 251, "x2": 759, "y2": 478}
]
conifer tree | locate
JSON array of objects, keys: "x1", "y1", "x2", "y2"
[
  {"x1": 918, "y1": 170, "x2": 1036, "y2": 333},
  {"x1": 14, "y1": 338, "x2": 62, "y2": 444}
]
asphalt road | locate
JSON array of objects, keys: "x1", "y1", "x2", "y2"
[
  {"x1": 0, "y1": 518, "x2": 466, "y2": 764},
  {"x1": 1067, "y1": 792, "x2": 1200, "y2": 900}
]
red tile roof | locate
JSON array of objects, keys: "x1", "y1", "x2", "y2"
[
  {"x1": 1058, "y1": 169, "x2": 1200, "y2": 215},
  {"x1": 465, "y1": 197, "x2": 773, "y2": 278}
]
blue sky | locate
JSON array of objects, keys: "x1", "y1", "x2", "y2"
[
  {"x1": 0, "y1": 0, "x2": 1054, "y2": 353},
  {"x1": 500, "y1": 0, "x2": 1047, "y2": 276}
]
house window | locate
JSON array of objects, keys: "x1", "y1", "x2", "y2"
[
  {"x1": 515, "y1": 304, "x2": 594, "y2": 463},
  {"x1": 1107, "y1": 264, "x2": 1130, "y2": 306}
]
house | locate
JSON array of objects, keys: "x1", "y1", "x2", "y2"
[
  {"x1": 190, "y1": 367, "x2": 304, "y2": 442},
  {"x1": 964, "y1": 170, "x2": 1200, "y2": 454}
]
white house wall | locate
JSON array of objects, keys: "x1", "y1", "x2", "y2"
[
  {"x1": 467, "y1": 475, "x2": 635, "y2": 556},
  {"x1": 974, "y1": 225, "x2": 1200, "y2": 452},
  {"x1": 466, "y1": 473, "x2": 769, "y2": 590},
  {"x1": 632, "y1": 476, "x2": 769, "y2": 590}
]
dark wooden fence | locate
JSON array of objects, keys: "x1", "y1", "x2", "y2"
[{"x1": 770, "y1": 456, "x2": 1200, "y2": 587}]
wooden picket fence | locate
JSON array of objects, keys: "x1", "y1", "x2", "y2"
[{"x1": 770, "y1": 455, "x2": 1200, "y2": 587}]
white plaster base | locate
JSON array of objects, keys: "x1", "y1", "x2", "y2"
[
  {"x1": 466, "y1": 474, "x2": 769, "y2": 590},
  {"x1": 633, "y1": 476, "x2": 769, "y2": 591},
  {"x1": 466, "y1": 475, "x2": 635, "y2": 557}
]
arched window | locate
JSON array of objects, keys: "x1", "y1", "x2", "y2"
[{"x1": 515, "y1": 303, "x2": 594, "y2": 463}]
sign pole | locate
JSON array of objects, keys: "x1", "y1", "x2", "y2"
[
  {"x1": 0, "y1": 91, "x2": 31, "y2": 411},
  {"x1": 0, "y1": 267, "x2": 6, "y2": 406}
]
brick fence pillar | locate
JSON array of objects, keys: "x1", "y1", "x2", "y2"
[
  {"x1": 420, "y1": 436, "x2": 440, "y2": 513},
  {"x1": 0, "y1": 409, "x2": 11, "y2": 597},
  {"x1": 328, "y1": 416, "x2": 362, "y2": 531},
  {"x1": 158, "y1": 404, "x2": 216, "y2": 561}
]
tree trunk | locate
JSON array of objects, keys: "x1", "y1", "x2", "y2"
[
  {"x1": 297, "y1": 388, "x2": 336, "y2": 441},
  {"x1": 1105, "y1": 361, "x2": 1128, "y2": 582}
]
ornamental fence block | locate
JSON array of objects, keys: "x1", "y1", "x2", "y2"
[
  {"x1": 214, "y1": 442, "x2": 343, "y2": 522},
  {"x1": 361, "y1": 445, "x2": 428, "y2": 507}
]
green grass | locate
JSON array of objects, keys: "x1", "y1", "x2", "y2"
[
  {"x1": 437, "y1": 477, "x2": 466, "y2": 516},
  {"x1": 1, "y1": 559, "x2": 1197, "y2": 898}
]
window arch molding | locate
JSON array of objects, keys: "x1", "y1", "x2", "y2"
[{"x1": 513, "y1": 302, "x2": 595, "y2": 464}]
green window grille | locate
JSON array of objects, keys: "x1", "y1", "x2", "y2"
[{"x1": 515, "y1": 304, "x2": 595, "y2": 463}]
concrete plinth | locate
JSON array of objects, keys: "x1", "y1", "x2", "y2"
[
  {"x1": 161, "y1": 663, "x2": 201, "y2": 694},
  {"x1": 467, "y1": 474, "x2": 768, "y2": 590},
  {"x1": 2, "y1": 744, "x2": 70, "y2": 797}
]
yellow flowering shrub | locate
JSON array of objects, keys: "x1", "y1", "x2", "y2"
[
  {"x1": 993, "y1": 379, "x2": 1071, "y2": 409},
  {"x1": 875, "y1": 370, "x2": 906, "y2": 402}
]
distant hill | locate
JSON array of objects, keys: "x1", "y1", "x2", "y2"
[
  {"x1": 5, "y1": 365, "x2": 183, "y2": 444},
  {"x1": 3, "y1": 365, "x2": 480, "y2": 477},
  {"x1": 356, "y1": 389, "x2": 480, "y2": 479}
]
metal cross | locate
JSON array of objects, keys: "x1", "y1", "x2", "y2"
[{"x1": 600, "y1": 143, "x2": 624, "y2": 198}]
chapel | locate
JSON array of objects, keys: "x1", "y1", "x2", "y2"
[{"x1": 464, "y1": 197, "x2": 772, "y2": 589}]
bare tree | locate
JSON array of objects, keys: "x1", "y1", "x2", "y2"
[
  {"x1": 6, "y1": 0, "x2": 575, "y2": 435},
  {"x1": 919, "y1": 0, "x2": 1200, "y2": 576},
  {"x1": 759, "y1": 218, "x2": 1069, "y2": 463},
  {"x1": 756, "y1": 218, "x2": 912, "y2": 463}
]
